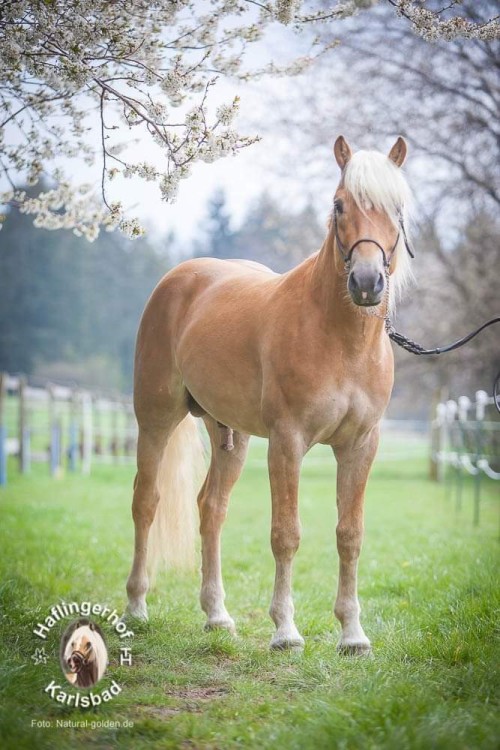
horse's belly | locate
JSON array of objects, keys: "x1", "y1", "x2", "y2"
[
  {"x1": 176, "y1": 292, "x2": 270, "y2": 437},
  {"x1": 186, "y1": 375, "x2": 269, "y2": 438}
]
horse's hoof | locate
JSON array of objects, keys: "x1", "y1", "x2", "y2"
[
  {"x1": 204, "y1": 618, "x2": 236, "y2": 635},
  {"x1": 125, "y1": 602, "x2": 149, "y2": 622},
  {"x1": 337, "y1": 640, "x2": 372, "y2": 657},
  {"x1": 270, "y1": 633, "x2": 305, "y2": 651}
]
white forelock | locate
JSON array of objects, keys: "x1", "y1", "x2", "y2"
[{"x1": 343, "y1": 150, "x2": 414, "y2": 304}]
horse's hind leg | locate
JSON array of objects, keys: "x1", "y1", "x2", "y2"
[
  {"x1": 126, "y1": 425, "x2": 171, "y2": 620},
  {"x1": 198, "y1": 416, "x2": 249, "y2": 633}
]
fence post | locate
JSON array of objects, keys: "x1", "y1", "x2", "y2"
[
  {"x1": 0, "y1": 373, "x2": 6, "y2": 486},
  {"x1": 68, "y1": 389, "x2": 78, "y2": 472},
  {"x1": 433, "y1": 402, "x2": 447, "y2": 485},
  {"x1": 111, "y1": 401, "x2": 119, "y2": 464},
  {"x1": 19, "y1": 375, "x2": 30, "y2": 474},
  {"x1": 48, "y1": 384, "x2": 63, "y2": 478},
  {"x1": 473, "y1": 391, "x2": 489, "y2": 527},
  {"x1": 81, "y1": 392, "x2": 92, "y2": 476}
]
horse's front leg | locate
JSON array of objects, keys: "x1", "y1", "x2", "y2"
[
  {"x1": 333, "y1": 427, "x2": 379, "y2": 655},
  {"x1": 268, "y1": 431, "x2": 305, "y2": 650}
]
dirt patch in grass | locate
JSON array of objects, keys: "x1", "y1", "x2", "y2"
[
  {"x1": 166, "y1": 686, "x2": 229, "y2": 701},
  {"x1": 138, "y1": 686, "x2": 230, "y2": 717}
]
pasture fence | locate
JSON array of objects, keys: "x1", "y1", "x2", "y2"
[
  {"x1": 0, "y1": 373, "x2": 137, "y2": 485},
  {"x1": 0, "y1": 372, "x2": 432, "y2": 485},
  {"x1": 430, "y1": 390, "x2": 500, "y2": 526},
  {"x1": 1, "y1": 371, "x2": 498, "y2": 532}
]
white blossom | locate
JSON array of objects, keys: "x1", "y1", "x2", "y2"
[{"x1": 0, "y1": 0, "x2": 497, "y2": 240}]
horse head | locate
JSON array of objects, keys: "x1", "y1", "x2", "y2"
[{"x1": 332, "y1": 135, "x2": 412, "y2": 308}]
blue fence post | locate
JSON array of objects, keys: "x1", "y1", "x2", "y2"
[{"x1": 0, "y1": 373, "x2": 6, "y2": 486}]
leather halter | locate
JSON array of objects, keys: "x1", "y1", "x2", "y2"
[
  {"x1": 333, "y1": 209, "x2": 414, "y2": 270},
  {"x1": 69, "y1": 649, "x2": 88, "y2": 669}
]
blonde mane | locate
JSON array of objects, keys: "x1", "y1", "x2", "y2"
[{"x1": 343, "y1": 149, "x2": 414, "y2": 305}]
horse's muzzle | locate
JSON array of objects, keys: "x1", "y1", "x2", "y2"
[
  {"x1": 68, "y1": 650, "x2": 86, "y2": 673},
  {"x1": 348, "y1": 268, "x2": 385, "y2": 307}
]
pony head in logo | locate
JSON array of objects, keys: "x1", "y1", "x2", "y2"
[{"x1": 61, "y1": 619, "x2": 107, "y2": 688}]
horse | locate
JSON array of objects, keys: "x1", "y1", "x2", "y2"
[
  {"x1": 126, "y1": 135, "x2": 413, "y2": 654},
  {"x1": 62, "y1": 622, "x2": 108, "y2": 687}
]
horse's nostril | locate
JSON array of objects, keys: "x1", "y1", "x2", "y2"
[
  {"x1": 348, "y1": 273, "x2": 359, "y2": 293},
  {"x1": 375, "y1": 273, "x2": 384, "y2": 295}
]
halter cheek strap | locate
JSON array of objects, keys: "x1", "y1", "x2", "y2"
[{"x1": 334, "y1": 211, "x2": 414, "y2": 270}]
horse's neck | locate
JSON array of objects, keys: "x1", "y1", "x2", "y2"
[{"x1": 309, "y1": 229, "x2": 386, "y2": 347}]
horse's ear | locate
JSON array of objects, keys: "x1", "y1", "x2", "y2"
[
  {"x1": 333, "y1": 136, "x2": 352, "y2": 170},
  {"x1": 388, "y1": 137, "x2": 407, "y2": 167}
]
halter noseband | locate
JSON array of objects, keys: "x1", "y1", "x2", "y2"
[
  {"x1": 69, "y1": 649, "x2": 89, "y2": 670},
  {"x1": 334, "y1": 209, "x2": 414, "y2": 270}
]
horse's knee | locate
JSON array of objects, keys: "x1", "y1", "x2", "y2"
[
  {"x1": 271, "y1": 524, "x2": 300, "y2": 560},
  {"x1": 336, "y1": 522, "x2": 362, "y2": 561}
]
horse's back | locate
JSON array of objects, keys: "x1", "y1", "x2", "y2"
[
  {"x1": 165, "y1": 256, "x2": 278, "y2": 286},
  {"x1": 142, "y1": 256, "x2": 280, "y2": 342}
]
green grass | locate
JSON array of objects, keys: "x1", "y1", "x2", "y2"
[{"x1": 0, "y1": 440, "x2": 498, "y2": 750}]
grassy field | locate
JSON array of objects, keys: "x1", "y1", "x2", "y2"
[{"x1": 0, "y1": 438, "x2": 498, "y2": 750}]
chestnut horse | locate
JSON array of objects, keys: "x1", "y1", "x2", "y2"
[{"x1": 126, "y1": 136, "x2": 413, "y2": 653}]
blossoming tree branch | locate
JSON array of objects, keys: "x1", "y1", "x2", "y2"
[{"x1": 0, "y1": 0, "x2": 498, "y2": 240}]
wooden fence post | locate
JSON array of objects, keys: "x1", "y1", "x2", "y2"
[
  {"x1": 19, "y1": 375, "x2": 30, "y2": 474},
  {"x1": 68, "y1": 389, "x2": 78, "y2": 472},
  {"x1": 111, "y1": 401, "x2": 119, "y2": 464},
  {"x1": 81, "y1": 392, "x2": 92, "y2": 476},
  {"x1": 0, "y1": 373, "x2": 6, "y2": 486},
  {"x1": 48, "y1": 384, "x2": 63, "y2": 478}
]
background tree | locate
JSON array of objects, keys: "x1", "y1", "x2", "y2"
[
  {"x1": 0, "y1": 1, "x2": 497, "y2": 240},
  {"x1": 0, "y1": 193, "x2": 172, "y2": 390},
  {"x1": 194, "y1": 189, "x2": 236, "y2": 260},
  {"x1": 259, "y1": 0, "x2": 500, "y2": 412},
  {"x1": 195, "y1": 189, "x2": 324, "y2": 272}
]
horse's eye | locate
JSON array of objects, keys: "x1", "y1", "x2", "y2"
[
  {"x1": 334, "y1": 199, "x2": 343, "y2": 214},
  {"x1": 85, "y1": 642, "x2": 92, "y2": 651}
]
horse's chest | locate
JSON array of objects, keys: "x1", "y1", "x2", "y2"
[
  {"x1": 308, "y1": 385, "x2": 387, "y2": 442},
  {"x1": 264, "y1": 355, "x2": 392, "y2": 443}
]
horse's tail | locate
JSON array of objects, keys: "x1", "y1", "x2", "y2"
[{"x1": 147, "y1": 415, "x2": 205, "y2": 580}]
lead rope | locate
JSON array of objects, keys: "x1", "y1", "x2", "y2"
[
  {"x1": 381, "y1": 273, "x2": 500, "y2": 412},
  {"x1": 337, "y1": 210, "x2": 500, "y2": 412}
]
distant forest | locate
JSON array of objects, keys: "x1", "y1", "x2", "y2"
[{"x1": 0, "y1": 198, "x2": 172, "y2": 392}]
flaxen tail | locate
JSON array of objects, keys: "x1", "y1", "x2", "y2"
[{"x1": 147, "y1": 415, "x2": 205, "y2": 580}]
